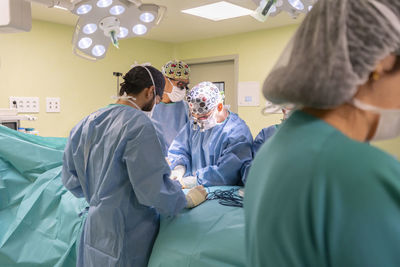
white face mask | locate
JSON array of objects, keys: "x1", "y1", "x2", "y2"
[
  {"x1": 194, "y1": 109, "x2": 218, "y2": 132},
  {"x1": 167, "y1": 79, "x2": 186, "y2": 102},
  {"x1": 143, "y1": 89, "x2": 156, "y2": 118},
  {"x1": 350, "y1": 98, "x2": 400, "y2": 141}
]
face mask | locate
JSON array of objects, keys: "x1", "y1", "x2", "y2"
[
  {"x1": 142, "y1": 66, "x2": 157, "y2": 118},
  {"x1": 350, "y1": 98, "x2": 400, "y2": 141},
  {"x1": 193, "y1": 109, "x2": 218, "y2": 132},
  {"x1": 143, "y1": 91, "x2": 156, "y2": 118},
  {"x1": 167, "y1": 79, "x2": 186, "y2": 102}
]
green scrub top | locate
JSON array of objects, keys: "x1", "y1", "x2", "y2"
[{"x1": 245, "y1": 111, "x2": 400, "y2": 267}]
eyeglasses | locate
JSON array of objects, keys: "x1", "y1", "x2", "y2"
[{"x1": 169, "y1": 78, "x2": 190, "y2": 90}]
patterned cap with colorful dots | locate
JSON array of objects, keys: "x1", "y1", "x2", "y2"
[
  {"x1": 186, "y1": 81, "x2": 224, "y2": 115},
  {"x1": 162, "y1": 60, "x2": 190, "y2": 81}
]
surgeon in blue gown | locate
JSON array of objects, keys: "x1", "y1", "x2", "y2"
[
  {"x1": 253, "y1": 108, "x2": 290, "y2": 154},
  {"x1": 168, "y1": 81, "x2": 253, "y2": 188},
  {"x1": 62, "y1": 65, "x2": 207, "y2": 267},
  {"x1": 151, "y1": 60, "x2": 190, "y2": 153}
]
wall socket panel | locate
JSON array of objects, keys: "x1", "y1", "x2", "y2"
[
  {"x1": 9, "y1": 96, "x2": 39, "y2": 113},
  {"x1": 46, "y1": 97, "x2": 61, "y2": 113}
]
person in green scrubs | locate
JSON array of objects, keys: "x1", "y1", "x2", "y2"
[{"x1": 245, "y1": 0, "x2": 400, "y2": 266}]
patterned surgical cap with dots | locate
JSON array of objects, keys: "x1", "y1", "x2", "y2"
[
  {"x1": 186, "y1": 81, "x2": 223, "y2": 115},
  {"x1": 162, "y1": 60, "x2": 190, "y2": 80}
]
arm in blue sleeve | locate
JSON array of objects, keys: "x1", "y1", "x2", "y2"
[
  {"x1": 168, "y1": 122, "x2": 192, "y2": 173},
  {"x1": 196, "y1": 125, "x2": 253, "y2": 186},
  {"x1": 123, "y1": 121, "x2": 186, "y2": 216},
  {"x1": 253, "y1": 125, "x2": 277, "y2": 155},
  {"x1": 62, "y1": 138, "x2": 84, "y2": 198},
  {"x1": 196, "y1": 133, "x2": 253, "y2": 186}
]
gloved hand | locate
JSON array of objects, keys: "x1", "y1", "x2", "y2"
[
  {"x1": 179, "y1": 175, "x2": 198, "y2": 189},
  {"x1": 170, "y1": 165, "x2": 185, "y2": 180},
  {"x1": 186, "y1": 185, "x2": 207, "y2": 208}
]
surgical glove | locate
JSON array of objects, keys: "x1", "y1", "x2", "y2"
[
  {"x1": 179, "y1": 175, "x2": 198, "y2": 189},
  {"x1": 186, "y1": 185, "x2": 207, "y2": 208},
  {"x1": 170, "y1": 165, "x2": 185, "y2": 180}
]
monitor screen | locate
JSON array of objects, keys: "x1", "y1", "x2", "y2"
[{"x1": 1, "y1": 121, "x2": 18, "y2": 130}]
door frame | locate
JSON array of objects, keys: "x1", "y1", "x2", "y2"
[{"x1": 184, "y1": 54, "x2": 239, "y2": 113}]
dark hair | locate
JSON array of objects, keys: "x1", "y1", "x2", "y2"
[{"x1": 119, "y1": 65, "x2": 165, "y2": 97}]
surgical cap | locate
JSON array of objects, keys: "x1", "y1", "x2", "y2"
[
  {"x1": 162, "y1": 60, "x2": 190, "y2": 80},
  {"x1": 187, "y1": 82, "x2": 223, "y2": 115},
  {"x1": 263, "y1": 0, "x2": 400, "y2": 109}
]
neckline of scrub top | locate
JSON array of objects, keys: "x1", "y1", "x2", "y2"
[
  {"x1": 159, "y1": 101, "x2": 181, "y2": 106},
  {"x1": 107, "y1": 103, "x2": 138, "y2": 109},
  {"x1": 293, "y1": 110, "x2": 368, "y2": 144}
]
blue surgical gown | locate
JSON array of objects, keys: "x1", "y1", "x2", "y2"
[
  {"x1": 245, "y1": 111, "x2": 400, "y2": 267},
  {"x1": 242, "y1": 125, "x2": 278, "y2": 184},
  {"x1": 253, "y1": 125, "x2": 278, "y2": 154},
  {"x1": 152, "y1": 101, "x2": 189, "y2": 152},
  {"x1": 62, "y1": 104, "x2": 186, "y2": 267},
  {"x1": 168, "y1": 112, "x2": 253, "y2": 186}
]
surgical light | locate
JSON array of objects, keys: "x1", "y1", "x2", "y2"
[
  {"x1": 118, "y1": 27, "x2": 128, "y2": 38},
  {"x1": 97, "y1": 0, "x2": 112, "y2": 8},
  {"x1": 92, "y1": 45, "x2": 106, "y2": 56},
  {"x1": 251, "y1": 0, "x2": 317, "y2": 21},
  {"x1": 140, "y1": 12, "x2": 155, "y2": 23},
  {"x1": 288, "y1": 0, "x2": 304, "y2": 10},
  {"x1": 79, "y1": 37, "x2": 92, "y2": 49},
  {"x1": 71, "y1": 1, "x2": 164, "y2": 60},
  {"x1": 2, "y1": 0, "x2": 164, "y2": 60},
  {"x1": 269, "y1": 5, "x2": 277, "y2": 14},
  {"x1": 110, "y1": 5, "x2": 125, "y2": 15},
  {"x1": 83, "y1": 23, "x2": 97, "y2": 34},
  {"x1": 132, "y1": 24, "x2": 147, "y2": 35},
  {"x1": 76, "y1": 4, "x2": 92, "y2": 15}
]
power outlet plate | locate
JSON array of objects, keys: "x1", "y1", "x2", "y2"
[
  {"x1": 46, "y1": 97, "x2": 61, "y2": 113},
  {"x1": 9, "y1": 96, "x2": 39, "y2": 113}
]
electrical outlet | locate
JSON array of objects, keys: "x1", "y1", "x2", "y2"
[
  {"x1": 46, "y1": 97, "x2": 61, "y2": 113},
  {"x1": 9, "y1": 96, "x2": 39, "y2": 113}
]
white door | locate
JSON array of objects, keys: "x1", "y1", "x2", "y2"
[{"x1": 188, "y1": 60, "x2": 237, "y2": 112}]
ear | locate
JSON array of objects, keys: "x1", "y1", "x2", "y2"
[
  {"x1": 145, "y1": 86, "x2": 155, "y2": 99},
  {"x1": 217, "y1": 103, "x2": 223, "y2": 112},
  {"x1": 375, "y1": 54, "x2": 397, "y2": 75}
]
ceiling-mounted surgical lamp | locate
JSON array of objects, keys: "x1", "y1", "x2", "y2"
[
  {"x1": 0, "y1": 0, "x2": 165, "y2": 61},
  {"x1": 72, "y1": 0, "x2": 165, "y2": 60},
  {"x1": 251, "y1": 0, "x2": 317, "y2": 22}
]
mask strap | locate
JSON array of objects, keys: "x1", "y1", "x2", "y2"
[
  {"x1": 126, "y1": 99, "x2": 141, "y2": 110},
  {"x1": 350, "y1": 98, "x2": 400, "y2": 113},
  {"x1": 141, "y1": 66, "x2": 156, "y2": 89},
  {"x1": 168, "y1": 78, "x2": 175, "y2": 87}
]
